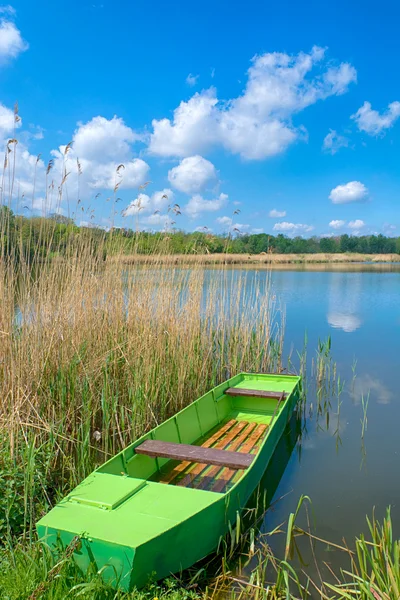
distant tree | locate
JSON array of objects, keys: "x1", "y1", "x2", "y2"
[{"x1": 49, "y1": 213, "x2": 75, "y2": 225}]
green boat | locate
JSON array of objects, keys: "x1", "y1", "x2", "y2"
[{"x1": 37, "y1": 372, "x2": 301, "y2": 590}]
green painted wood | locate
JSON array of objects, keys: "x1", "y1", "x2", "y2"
[
  {"x1": 225, "y1": 387, "x2": 288, "y2": 399},
  {"x1": 36, "y1": 372, "x2": 301, "y2": 591}
]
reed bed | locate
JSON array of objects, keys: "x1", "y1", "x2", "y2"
[
  {"x1": 109, "y1": 253, "x2": 400, "y2": 266},
  {"x1": 0, "y1": 223, "x2": 285, "y2": 544}
]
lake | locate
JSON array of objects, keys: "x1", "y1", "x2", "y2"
[{"x1": 206, "y1": 265, "x2": 400, "y2": 587}]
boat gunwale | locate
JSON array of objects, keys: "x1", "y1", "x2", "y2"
[{"x1": 104, "y1": 372, "x2": 301, "y2": 497}]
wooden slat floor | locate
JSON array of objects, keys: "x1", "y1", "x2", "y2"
[{"x1": 157, "y1": 419, "x2": 268, "y2": 493}]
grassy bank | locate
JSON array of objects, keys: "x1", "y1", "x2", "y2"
[{"x1": 108, "y1": 252, "x2": 400, "y2": 266}]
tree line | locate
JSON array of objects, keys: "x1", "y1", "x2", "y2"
[{"x1": 1, "y1": 208, "x2": 399, "y2": 259}]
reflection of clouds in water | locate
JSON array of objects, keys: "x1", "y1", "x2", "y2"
[
  {"x1": 299, "y1": 414, "x2": 348, "y2": 451},
  {"x1": 351, "y1": 374, "x2": 393, "y2": 405},
  {"x1": 327, "y1": 312, "x2": 362, "y2": 332},
  {"x1": 327, "y1": 273, "x2": 362, "y2": 333}
]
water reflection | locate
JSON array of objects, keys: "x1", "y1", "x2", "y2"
[
  {"x1": 351, "y1": 374, "x2": 393, "y2": 405},
  {"x1": 327, "y1": 272, "x2": 363, "y2": 332}
]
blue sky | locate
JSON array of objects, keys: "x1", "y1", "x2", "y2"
[{"x1": 1, "y1": 0, "x2": 400, "y2": 236}]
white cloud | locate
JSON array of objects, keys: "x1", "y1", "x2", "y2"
[
  {"x1": 323, "y1": 129, "x2": 349, "y2": 154},
  {"x1": 269, "y1": 208, "x2": 286, "y2": 218},
  {"x1": 149, "y1": 89, "x2": 218, "y2": 157},
  {"x1": 348, "y1": 219, "x2": 365, "y2": 229},
  {"x1": 216, "y1": 216, "x2": 233, "y2": 228},
  {"x1": 76, "y1": 158, "x2": 149, "y2": 190},
  {"x1": 149, "y1": 47, "x2": 356, "y2": 160},
  {"x1": 251, "y1": 228, "x2": 264, "y2": 234},
  {"x1": 232, "y1": 223, "x2": 250, "y2": 232},
  {"x1": 329, "y1": 181, "x2": 368, "y2": 204},
  {"x1": 273, "y1": 222, "x2": 314, "y2": 234},
  {"x1": 351, "y1": 101, "x2": 400, "y2": 135},
  {"x1": 141, "y1": 213, "x2": 176, "y2": 230},
  {"x1": 49, "y1": 115, "x2": 149, "y2": 200},
  {"x1": 168, "y1": 155, "x2": 217, "y2": 194},
  {"x1": 122, "y1": 188, "x2": 173, "y2": 217},
  {"x1": 185, "y1": 192, "x2": 228, "y2": 218},
  {"x1": 0, "y1": 102, "x2": 18, "y2": 134},
  {"x1": 72, "y1": 115, "x2": 143, "y2": 162},
  {"x1": 216, "y1": 216, "x2": 250, "y2": 233},
  {"x1": 186, "y1": 73, "x2": 199, "y2": 87},
  {"x1": 329, "y1": 219, "x2": 346, "y2": 229},
  {"x1": 0, "y1": 13, "x2": 28, "y2": 63},
  {"x1": 0, "y1": 107, "x2": 151, "y2": 217}
]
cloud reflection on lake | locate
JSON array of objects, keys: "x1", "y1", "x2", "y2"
[{"x1": 327, "y1": 272, "x2": 362, "y2": 332}]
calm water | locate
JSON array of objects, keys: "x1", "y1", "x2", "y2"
[{"x1": 208, "y1": 266, "x2": 400, "y2": 586}]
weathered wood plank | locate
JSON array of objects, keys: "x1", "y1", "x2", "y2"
[
  {"x1": 176, "y1": 420, "x2": 249, "y2": 488},
  {"x1": 135, "y1": 439, "x2": 254, "y2": 470},
  {"x1": 159, "y1": 419, "x2": 237, "y2": 485},
  {"x1": 225, "y1": 387, "x2": 288, "y2": 399},
  {"x1": 194, "y1": 422, "x2": 258, "y2": 491},
  {"x1": 211, "y1": 423, "x2": 268, "y2": 493}
]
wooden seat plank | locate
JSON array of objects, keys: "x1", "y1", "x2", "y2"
[
  {"x1": 159, "y1": 419, "x2": 237, "y2": 485},
  {"x1": 225, "y1": 387, "x2": 288, "y2": 400},
  {"x1": 211, "y1": 423, "x2": 268, "y2": 493},
  {"x1": 193, "y1": 422, "x2": 258, "y2": 491},
  {"x1": 176, "y1": 421, "x2": 249, "y2": 488},
  {"x1": 135, "y1": 439, "x2": 254, "y2": 470}
]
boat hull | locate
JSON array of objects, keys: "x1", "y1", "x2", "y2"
[{"x1": 37, "y1": 373, "x2": 301, "y2": 590}]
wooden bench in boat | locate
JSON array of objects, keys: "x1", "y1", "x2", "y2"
[
  {"x1": 135, "y1": 439, "x2": 254, "y2": 470},
  {"x1": 225, "y1": 387, "x2": 288, "y2": 400},
  {"x1": 152, "y1": 419, "x2": 269, "y2": 493}
]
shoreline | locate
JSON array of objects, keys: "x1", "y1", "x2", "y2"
[{"x1": 108, "y1": 252, "x2": 400, "y2": 266}]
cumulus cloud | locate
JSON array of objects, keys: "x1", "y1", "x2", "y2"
[
  {"x1": 185, "y1": 192, "x2": 228, "y2": 218},
  {"x1": 0, "y1": 107, "x2": 152, "y2": 218},
  {"x1": 122, "y1": 188, "x2": 173, "y2": 217},
  {"x1": 72, "y1": 115, "x2": 144, "y2": 162},
  {"x1": 329, "y1": 181, "x2": 368, "y2": 204},
  {"x1": 168, "y1": 155, "x2": 217, "y2": 194},
  {"x1": 186, "y1": 73, "x2": 199, "y2": 87},
  {"x1": 49, "y1": 115, "x2": 149, "y2": 201},
  {"x1": 149, "y1": 89, "x2": 218, "y2": 157},
  {"x1": 351, "y1": 101, "x2": 400, "y2": 135},
  {"x1": 323, "y1": 129, "x2": 349, "y2": 154},
  {"x1": 216, "y1": 216, "x2": 233, "y2": 228},
  {"x1": 0, "y1": 102, "x2": 18, "y2": 135},
  {"x1": 149, "y1": 47, "x2": 357, "y2": 160},
  {"x1": 216, "y1": 215, "x2": 249, "y2": 232},
  {"x1": 348, "y1": 219, "x2": 365, "y2": 229},
  {"x1": 329, "y1": 219, "x2": 346, "y2": 229},
  {"x1": 269, "y1": 208, "x2": 286, "y2": 218},
  {"x1": 273, "y1": 222, "x2": 314, "y2": 234},
  {"x1": 0, "y1": 10, "x2": 28, "y2": 63}
]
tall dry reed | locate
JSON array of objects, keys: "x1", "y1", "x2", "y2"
[{"x1": 0, "y1": 229, "x2": 284, "y2": 492}]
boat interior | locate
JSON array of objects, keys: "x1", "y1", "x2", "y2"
[{"x1": 97, "y1": 374, "x2": 300, "y2": 495}]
